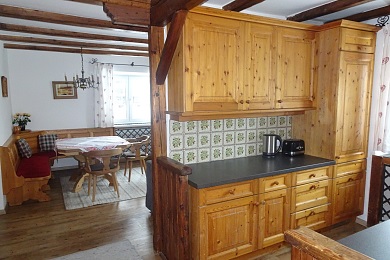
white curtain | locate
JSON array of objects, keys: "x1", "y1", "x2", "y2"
[
  {"x1": 373, "y1": 25, "x2": 390, "y2": 152},
  {"x1": 94, "y1": 63, "x2": 114, "y2": 127}
]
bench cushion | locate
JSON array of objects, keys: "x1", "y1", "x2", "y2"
[
  {"x1": 16, "y1": 138, "x2": 32, "y2": 158},
  {"x1": 16, "y1": 153, "x2": 51, "y2": 178}
]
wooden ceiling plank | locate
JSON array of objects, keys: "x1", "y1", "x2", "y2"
[
  {"x1": 0, "y1": 23, "x2": 148, "y2": 44},
  {"x1": 223, "y1": 0, "x2": 265, "y2": 12},
  {"x1": 4, "y1": 43, "x2": 148, "y2": 57},
  {"x1": 150, "y1": 0, "x2": 206, "y2": 26},
  {"x1": 0, "y1": 35, "x2": 148, "y2": 52},
  {"x1": 156, "y1": 10, "x2": 187, "y2": 85},
  {"x1": 336, "y1": 4, "x2": 390, "y2": 22},
  {"x1": 0, "y1": 4, "x2": 148, "y2": 32},
  {"x1": 287, "y1": 0, "x2": 372, "y2": 22},
  {"x1": 69, "y1": 0, "x2": 151, "y2": 8},
  {"x1": 103, "y1": 3, "x2": 150, "y2": 26}
]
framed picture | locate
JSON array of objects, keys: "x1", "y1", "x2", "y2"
[
  {"x1": 52, "y1": 81, "x2": 77, "y2": 99},
  {"x1": 2, "y1": 76, "x2": 8, "y2": 97}
]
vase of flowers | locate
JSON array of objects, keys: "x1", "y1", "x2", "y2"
[{"x1": 12, "y1": 113, "x2": 31, "y2": 131}]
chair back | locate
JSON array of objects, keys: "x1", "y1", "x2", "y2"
[
  {"x1": 126, "y1": 135, "x2": 151, "y2": 159},
  {"x1": 82, "y1": 148, "x2": 123, "y2": 174}
]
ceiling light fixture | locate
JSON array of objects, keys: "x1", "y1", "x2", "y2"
[{"x1": 65, "y1": 47, "x2": 99, "y2": 90}]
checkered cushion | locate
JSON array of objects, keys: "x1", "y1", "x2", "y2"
[
  {"x1": 16, "y1": 138, "x2": 32, "y2": 158},
  {"x1": 38, "y1": 134, "x2": 58, "y2": 152}
]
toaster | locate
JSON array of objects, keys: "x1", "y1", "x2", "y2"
[{"x1": 282, "y1": 139, "x2": 305, "y2": 156}]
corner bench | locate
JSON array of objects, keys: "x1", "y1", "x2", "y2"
[{"x1": 0, "y1": 127, "x2": 114, "y2": 206}]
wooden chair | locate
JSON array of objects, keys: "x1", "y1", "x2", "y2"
[
  {"x1": 123, "y1": 135, "x2": 150, "y2": 182},
  {"x1": 81, "y1": 148, "x2": 123, "y2": 202}
]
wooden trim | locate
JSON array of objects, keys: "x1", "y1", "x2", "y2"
[
  {"x1": 285, "y1": 226, "x2": 372, "y2": 259},
  {"x1": 223, "y1": 0, "x2": 266, "y2": 12},
  {"x1": 0, "y1": 4, "x2": 148, "y2": 32},
  {"x1": 103, "y1": 3, "x2": 150, "y2": 26},
  {"x1": 0, "y1": 35, "x2": 148, "y2": 52},
  {"x1": 3, "y1": 44, "x2": 148, "y2": 57},
  {"x1": 0, "y1": 23, "x2": 148, "y2": 44},
  {"x1": 149, "y1": 25, "x2": 167, "y2": 253},
  {"x1": 156, "y1": 10, "x2": 187, "y2": 85},
  {"x1": 156, "y1": 156, "x2": 192, "y2": 176}
]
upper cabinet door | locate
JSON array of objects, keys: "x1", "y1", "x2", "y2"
[
  {"x1": 184, "y1": 14, "x2": 245, "y2": 111},
  {"x1": 243, "y1": 23, "x2": 276, "y2": 110},
  {"x1": 276, "y1": 28, "x2": 315, "y2": 109},
  {"x1": 335, "y1": 52, "x2": 373, "y2": 163}
]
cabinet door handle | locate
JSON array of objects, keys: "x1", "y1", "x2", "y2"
[
  {"x1": 253, "y1": 201, "x2": 260, "y2": 206},
  {"x1": 309, "y1": 185, "x2": 317, "y2": 190},
  {"x1": 271, "y1": 181, "x2": 279, "y2": 186},
  {"x1": 348, "y1": 178, "x2": 354, "y2": 182},
  {"x1": 246, "y1": 100, "x2": 250, "y2": 104},
  {"x1": 239, "y1": 100, "x2": 244, "y2": 104},
  {"x1": 308, "y1": 211, "x2": 315, "y2": 217},
  {"x1": 277, "y1": 100, "x2": 283, "y2": 103},
  {"x1": 261, "y1": 201, "x2": 266, "y2": 205},
  {"x1": 309, "y1": 174, "x2": 316, "y2": 178},
  {"x1": 228, "y1": 189, "x2": 235, "y2": 195}
]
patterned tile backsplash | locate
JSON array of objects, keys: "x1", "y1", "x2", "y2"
[{"x1": 169, "y1": 116, "x2": 292, "y2": 164}]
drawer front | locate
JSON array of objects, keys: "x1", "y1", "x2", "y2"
[
  {"x1": 291, "y1": 204, "x2": 331, "y2": 230},
  {"x1": 293, "y1": 167, "x2": 331, "y2": 186},
  {"x1": 334, "y1": 159, "x2": 366, "y2": 178},
  {"x1": 199, "y1": 180, "x2": 256, "y2": 205},
  {"x1": 340, "y1": 28, "x2": 376, "y2": 53},
  {"x1": 259, "y1": 174, "x2": 291, "y2": 193},
  {"x1": 291, "y1": 179, "x2": 331, "y2": 212}
]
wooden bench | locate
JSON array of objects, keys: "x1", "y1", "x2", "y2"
[{"x1": 0, "y1": 127, "x2": 114, "y2": 206}]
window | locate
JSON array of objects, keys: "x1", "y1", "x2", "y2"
[{"x1": 113, "y1": 72, "x2": 151, "y2": 125}]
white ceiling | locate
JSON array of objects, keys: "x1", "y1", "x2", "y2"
[{"x1": 0, "y1": 0, "x2": 388, "y2": 47}]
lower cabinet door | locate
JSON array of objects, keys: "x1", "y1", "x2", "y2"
[
  {"x1": 332, "y1": 172, "x2": 365, "y2": 224},
  {"x1": 258, "y1": 188, "x2": 290, "y2": 248},
  {"x1": 198, "y1": 196, "x2": 258, "y2": 259}
]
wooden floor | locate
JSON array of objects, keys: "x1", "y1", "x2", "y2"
[{"x1": 0, "y1": 168, "x2": 366, "y2": 260}]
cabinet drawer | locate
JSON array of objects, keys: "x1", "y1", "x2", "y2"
[
  {"x1": 198, "y1": 180, "x2": 256, "y2": 205},
  {"x1": 334, "y1": 159, "x2": 366, "y2": 178},
  {"x1": 291, "y1": 204, "x2": 331, "y2": 231},
  {"x1": 291, "y1": 179, "x2": 331, "y2": 212},
  {"x1": 340, "y1": 28, "x2": 376, "y2": 53},
  {"x1": 259, "y1": 174, "x2": 291, "y2": 193},
  {"x1": 292, "y1": 167, "x2": 331, "y2": 186}
]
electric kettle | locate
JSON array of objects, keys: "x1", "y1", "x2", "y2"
[{"x1": 262, "y1": 134, "x2": 282, "y2": 156}]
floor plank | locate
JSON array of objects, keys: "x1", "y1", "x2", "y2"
[{"x1": 0, "y1": 167, "x2": 366, "y2": 259}]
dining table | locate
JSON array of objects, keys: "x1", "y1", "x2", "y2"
[{"x1": 55, "y1": 136, "x2": 131, "y2": 192}]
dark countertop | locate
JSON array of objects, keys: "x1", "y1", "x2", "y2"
[
  {"x1": 338, "y1": 220, "x2": 390, "y2": 260},
  {"x1": 188, "y1": 154, "x2": 335, "y2": 189}
]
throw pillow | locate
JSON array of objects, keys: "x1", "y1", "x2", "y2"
[
  {"x1": 38, "y1": 134, "x2": 58, "y2": 152},
  {"x1": 16, "y1": 138, "x2": 32, "y2": 158}
]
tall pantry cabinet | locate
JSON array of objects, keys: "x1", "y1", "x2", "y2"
[{"x1": 292, "y1": 20, "x2": 379, "y2": 224}]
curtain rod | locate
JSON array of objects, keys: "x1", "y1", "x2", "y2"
[{"x1": 89, "y1": 58, "x2": 149, "y2": 67}]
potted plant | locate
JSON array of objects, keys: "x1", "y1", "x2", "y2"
[{"x1": 12, "y1": 113, "x2": 31, "y2": 131}]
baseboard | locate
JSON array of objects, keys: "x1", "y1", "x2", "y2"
[
  {"x1": 355, "y1": 217, "x2": 367, "y2": 227},
  {"x1": 51, "y1": 165, "x2": 79, "y2": 172},
  {"x1": 0, "y1": 203, "x2": 9, "y2": 215}
]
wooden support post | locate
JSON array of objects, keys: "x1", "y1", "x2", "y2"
[{"x1": 149, "y1": 25, "x2": 167, "y2": 253}]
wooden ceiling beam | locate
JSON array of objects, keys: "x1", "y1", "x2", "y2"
[
  {"x1": 150, "y1": 0, "x2": 206, "y2": 26},
  {"x1": 4, "y1": 44, "x2": 148, "y2": 57},
  {"x1": 335, "y1": 4, "x2": 390, "y2": 22},
  {"x1": 156, "y1": 10, "x2": 187, "y2": 85},
  {"x1": 223, "y1": 0, "x2": 265, "y2": 12},
  {"x1": 103, "y1": 3, "x2": 150, "y2": 26},
  {"x1": 67, "y1": 0, "x2": 150, "y2": 8},
  {"x1": 0, "y1": 23, "x2": 148, "y2": 44},
  {"x1": 0, "y1": 35, "x2": 148, "y2": 52},
  {"x1": 287, "y1": 0, "x2": 372, "y2": 22},
  {"x1": 0, "y1": 4, "x2": 148, "y2": 32}
]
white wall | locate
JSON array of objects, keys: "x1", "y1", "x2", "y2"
[
  {"x1": 0, "y1": 49, "x2": 149, "y2": 208},
  {"x1": 0, "y1": 42, "x2": 12, "y2": 211}
]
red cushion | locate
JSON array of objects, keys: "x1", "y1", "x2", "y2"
[
  {"x1": 36, "y1": 150, "x2": 57, "y2": 159},
  {"x1": 16, "y1": 153, "x2": 51, "y2": 178}
]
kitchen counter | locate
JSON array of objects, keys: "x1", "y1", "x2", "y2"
[
  {"x1": 338, "y1": 220, "x2": 390, "y2": 260},
  {"x1": 188, "y1": 154, "x2": 335, "y2": 188}
]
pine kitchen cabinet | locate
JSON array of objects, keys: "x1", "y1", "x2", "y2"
[{"x1": 168, "y1": 7, "x2": 317, "y2": 121}]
